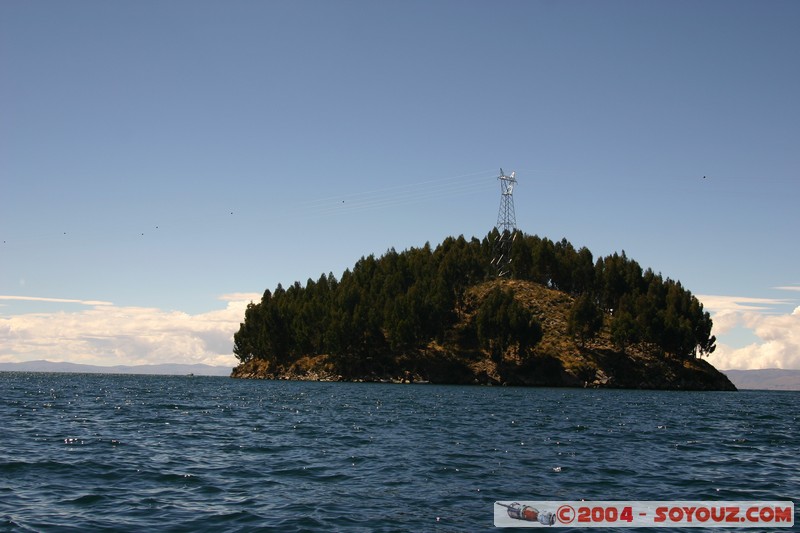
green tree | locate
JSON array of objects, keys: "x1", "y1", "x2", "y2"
[
  {"x1": 476, "y1": 287, "x2": 542, "y2": 363},
  {"x1": 233, "y1": 301, "x2": 262, "y2": 364},
  {"x1": 510, "y1": 231, "x2": 533, "y2": 279},
  {"x1": 609, "y1": 295, "x2": 639, "y2": 354},
  {"x1": 507, "y1": 300, "x2": 543, "y2": 358},
  {"x1": 568, "y1": 293, "x2": 604, "y2": 346}
]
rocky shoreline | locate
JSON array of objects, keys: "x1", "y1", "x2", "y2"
[{"x1": 230, "y1": 349, "x2": 737, "y2": 391}]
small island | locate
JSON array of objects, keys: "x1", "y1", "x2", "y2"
[{"x1": 231, "y1": 231, "x2": 735, "y2": 391}]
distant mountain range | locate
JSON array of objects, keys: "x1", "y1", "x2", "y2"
[
  {"x1": 722, "y1": 369, "x2": 800, "y2": 391},
  {"x1": 0, "y1": 360, "x2": 232, "y2": 376}
]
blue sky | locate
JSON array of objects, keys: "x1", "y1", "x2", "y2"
[{"x1": 1, "y1": 0, "x2": 798, "y2": 370}]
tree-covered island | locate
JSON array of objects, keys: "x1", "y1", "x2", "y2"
[{"x1": 231, "y1": 230, "x2": 735, "y2": 390}]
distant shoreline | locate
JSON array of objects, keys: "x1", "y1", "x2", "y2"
[
  {"x1": 720, "y1": 369, "x2": 800, "y2": 391},
  {"x1": 0, "y1": 360, "x2": 232, "y2": 377}
]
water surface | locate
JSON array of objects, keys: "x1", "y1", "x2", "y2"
[{"x1": 1, "y1": 373, "x2": 797, "y2": 531}]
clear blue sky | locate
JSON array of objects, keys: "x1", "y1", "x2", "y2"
[{"x1": 1, "y1": 0, "x2": 798, "y2": 369}]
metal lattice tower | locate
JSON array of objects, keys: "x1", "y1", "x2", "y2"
[{"x1": 492, "y1": 168, "x2": 517, "y2": 277}]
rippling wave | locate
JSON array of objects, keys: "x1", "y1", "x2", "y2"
[{"x1": 1, "y1": 373, "x2": 797, "y2": 531}]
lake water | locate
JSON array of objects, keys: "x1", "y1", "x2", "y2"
[{"x1": 1, "y1": 373, "x2": 797, "y2": 531}]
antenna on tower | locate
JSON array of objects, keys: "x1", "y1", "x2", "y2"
[{"x1": 492, "y1": 168, "x2": 517, "y2": 277}]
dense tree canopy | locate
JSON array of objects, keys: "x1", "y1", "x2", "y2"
[
  {"x1": 233, "y1": 230, "x2": 716, "y2": 374},
  {"x1": 476, "y1": 286, "x2": 543, "y2": 363}
]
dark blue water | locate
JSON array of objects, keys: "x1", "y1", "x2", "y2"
[{"x1": 1, "y1": 373, "x2": 797, "y2": 532}]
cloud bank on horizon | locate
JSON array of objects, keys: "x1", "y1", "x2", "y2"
[
  {"x1": 1, "y1": 288, "x2": 798, "y2": 371},
  {"x1": 0, "y1": 293, "x2": 260, "y2": 368},
  {"x1": 702, "y1": 288, "x2": 800, "y2": 370}
]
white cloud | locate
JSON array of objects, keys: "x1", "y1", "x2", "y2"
[
  {"x1": 218, "y1": 292, "x2": 262, "y2": 303},
  {"x1": 774, "y1": 284, "x2": 800, "y2": 292},
  {"x1": 0, "y1": 295, "x2": 114, "y2": 306},
  {"x1": 695, "y1": 292, "x2": 800, "y2": 370},
  {"x1": 697, "y1": 294, "x2": 791, "y2": 313},
  {"x1": 0, "y1": 293, "x2": 261, "y2": 368},
  {"x1": 706, "y1": 305, "x2": 800, "y2": 370}
]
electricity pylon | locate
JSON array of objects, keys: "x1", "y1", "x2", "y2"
[{"x1": 492, "y1": 168, "x2": 517, "y2": 277}]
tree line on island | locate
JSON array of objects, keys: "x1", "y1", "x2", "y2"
[{"x1": 233, "y1": 230, "x2": 717, "y2": 378}]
